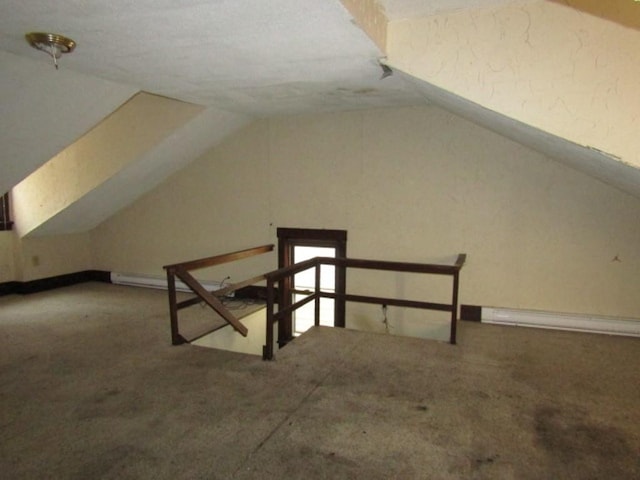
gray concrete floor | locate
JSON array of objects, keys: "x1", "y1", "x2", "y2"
[{"x1": 0, "y1": 283, "x2": 638, "y2": 479}]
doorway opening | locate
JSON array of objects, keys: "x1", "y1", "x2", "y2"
[
  {"x1": 292, "y1": 245, "x2": 335, "y2": 335},
  {"x1": 277, "y1": 228, "x2": 347, "y2": 345}
]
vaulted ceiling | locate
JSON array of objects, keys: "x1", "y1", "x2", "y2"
[{"x1": 0, "y1": 0, "x2": 638, "y2": 236}]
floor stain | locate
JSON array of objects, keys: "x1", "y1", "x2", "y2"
[
  {"x1": 534, "y1": 405, "x2": 638, "y2": 477},
  {"x1": 74, "y1": 444, "x2": 156, "y2": 479},
  {"x1": 474, "y1": 454, "x2": 499, "y2": 466}
]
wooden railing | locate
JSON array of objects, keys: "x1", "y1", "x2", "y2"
[
  {"x1": 262, "y1": 254, "x2": 466, "y2": 360},
  {"x1": 163, "y1": 245, "x2": 466, "y2": 360},
  {"x1": 163, "y1": 244, "x2": 274, "y2": 345}
]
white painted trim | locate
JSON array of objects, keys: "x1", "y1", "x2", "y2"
[
  {"x1": 110, "y1": 272, "x2": 223, "y2": 294},
  {"x1": 482, "y1": 307, "x2": 640, "y2": 338}
]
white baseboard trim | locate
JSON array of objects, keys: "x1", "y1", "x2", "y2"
[
  {"x1": 482, "y1": 307, "x2": 640, "y2": 338},
  {"x1": 110, "y1": 272, "x2": 223, "y2": 294}
]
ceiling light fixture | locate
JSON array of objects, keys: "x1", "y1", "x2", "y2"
[{"x1": 25, "y1": 32, "x2": 76, "y2": 70}]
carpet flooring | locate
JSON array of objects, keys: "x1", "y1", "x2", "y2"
[{"x1": 1, "y1": 283, "x2": 638, "y2": 479}]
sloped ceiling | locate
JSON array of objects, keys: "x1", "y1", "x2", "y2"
[
  {"x1": 0, "y1": 0, "x2": 639, "y2": 237},
  {"x1": 0, "y1": 50, "x2": 137, "y2": 195},
  {"x1": 30, "y1": 106, "x2": 249, "y2": 237},
  {"x1": 399, "y1": 71, "x2": 640, "y2": 199},
  {"x1": 0, "y1": 0, "x2": 425, "y2": 237},
  {"x1": 384, "y1": 0, "x2": 640, "y2": 199}
]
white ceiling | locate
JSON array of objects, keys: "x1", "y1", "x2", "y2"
[
  {"x1": 0, "y1": 0, "x2": 422, "y2": 116},
  {"x1": 0, "y1": 0, "x2": 638, "y2": 236},
  {"x1": 0, "y1": 50, "x2": 137, "y2": 195},
  {"x1": 0, "y1": 0, "x2": 429, "y2": 201}
]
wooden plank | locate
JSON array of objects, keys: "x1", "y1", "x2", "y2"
[
  {"x1": 176, "y1": 296, "x2": 203, "y2": 310},
  {"x1": 264, "y1": 280, "x2": 276, "y2": 360},
  {"x1": 454, "y1": 253, "x2": 467, "y2": 269},
  {"x1": 325, "y1": 257, "x2": 461, "y2": 275},
  {"x1": 276, "y1": 227, "x2": 347, "y2": 242},
  {"x1": 174, "y1": 268, "x2": 248, "y2": 337},
  {"x1": 185, "y1": 323, "x2": 231, "y2": 344},
  {"x1": 264, "y1": 257, "x2": 318, "y2": 282},
  {"x1": 166, "y1": 269, "x2": 183, "y2": 345},
  {"x1": 322, "y1": 292, "x2": 453, "y2": 312},
  {"x1": 450, "y1": 272, "x2": 460, "y2": 345},
  {"x1": 273, "y1": 293, "x2": 318, "y2": 321},
  {"x1": 176, "y1": 274, "x2": 267, "y2": 310},
  {"x1": 163, "y1": 244, "x2": 273, "y2": 272}
]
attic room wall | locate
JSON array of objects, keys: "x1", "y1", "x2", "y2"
[
  {"x1": 386, "y1": 1, "x2": 640, "y2": 169},
  {"x1": 13, "y1": 233, "x2": 93, "y2": 282},
  {"x1": 0, "y1": 228, "x2": 93, "y2": 283},
  {"x1": 91, "y1": 105, "x2": 640, "y2": 321},
  {"x1": 0, "y1": 232, "x2": 15, "y2": 283},
  {"x1": 11, "y1": 92, "x2": 204, "y2": 238}
]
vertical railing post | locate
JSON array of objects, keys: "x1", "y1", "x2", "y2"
[
  {"x1": 166, "y1": 268, "x2": 182, "y2": 345},
  {"x1": 450, "y1": 271, "x2": 460, "y2": 345},
  {"x1": 314, "y1": 259, "x2": 321, "y2": 327},
  {"x1": 263, "y1": 278, "x2": 275, "y2": 360}
]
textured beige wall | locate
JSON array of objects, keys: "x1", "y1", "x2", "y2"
[
  {"x1": 92, "y1": 106, "x2": 640, "y2": 322},
  {"x1": 91, "y1": 120, "x2": 277, "y2": 287},
  {"x1": 14, "y1": 233, "x2": 93, "y2": 282},
  {"x1": 11, "y1": 92, "x2": 203, "y2": 237},
  {"x1": 0, "y1": 230, "x2": 94, "y2": 282},
  {"x1": 0, "y1": 231, "x2": 16, "y2": 282},
  {"x1": 387, "y1": 1, "x2": 640, "y2": 169}
]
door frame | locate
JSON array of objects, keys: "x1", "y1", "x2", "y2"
[{"x1": 276, "y1": 228, "x2": 347, "y2": 346}]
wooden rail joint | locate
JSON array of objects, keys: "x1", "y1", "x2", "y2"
[{"x1": 163, "y1": 244, "x2": 275, "y2": 345}]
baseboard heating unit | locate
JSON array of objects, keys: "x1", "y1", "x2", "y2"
[
  {"x1": 482, "y1": 307, "x2": 640, "y2": 338},
  {"x1": 111, "y1": 272, "x2": 222, "y2": 294}
]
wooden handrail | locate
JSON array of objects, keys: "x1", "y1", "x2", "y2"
[
  {"x1": 163, "y1": 244, "x2": 274, "y2": 272},
  {"x1": 263, "y1": 256, "x2": 466, "y2": 282},
  {"x1": 321, "y1": 292, "x2": 453, "y2": 312},
  {"x1": 324, "y1": 256, "x2": 465, "y2": 275},
  {"x1": 165, "y1": 244, "x2": 274, "y2": 345},
  {"x1": 263, "y1": 257, "x2": 318, "y2": 281},
  {"x1": 272, "y1": 293, "x2": 317, "y2": 322},
  {"x1": 163, "y1": 244, "x2": 466, "y2": 358},
  {"x1": 262, "y1": 254, "x2": 467, "y2": 359}
]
